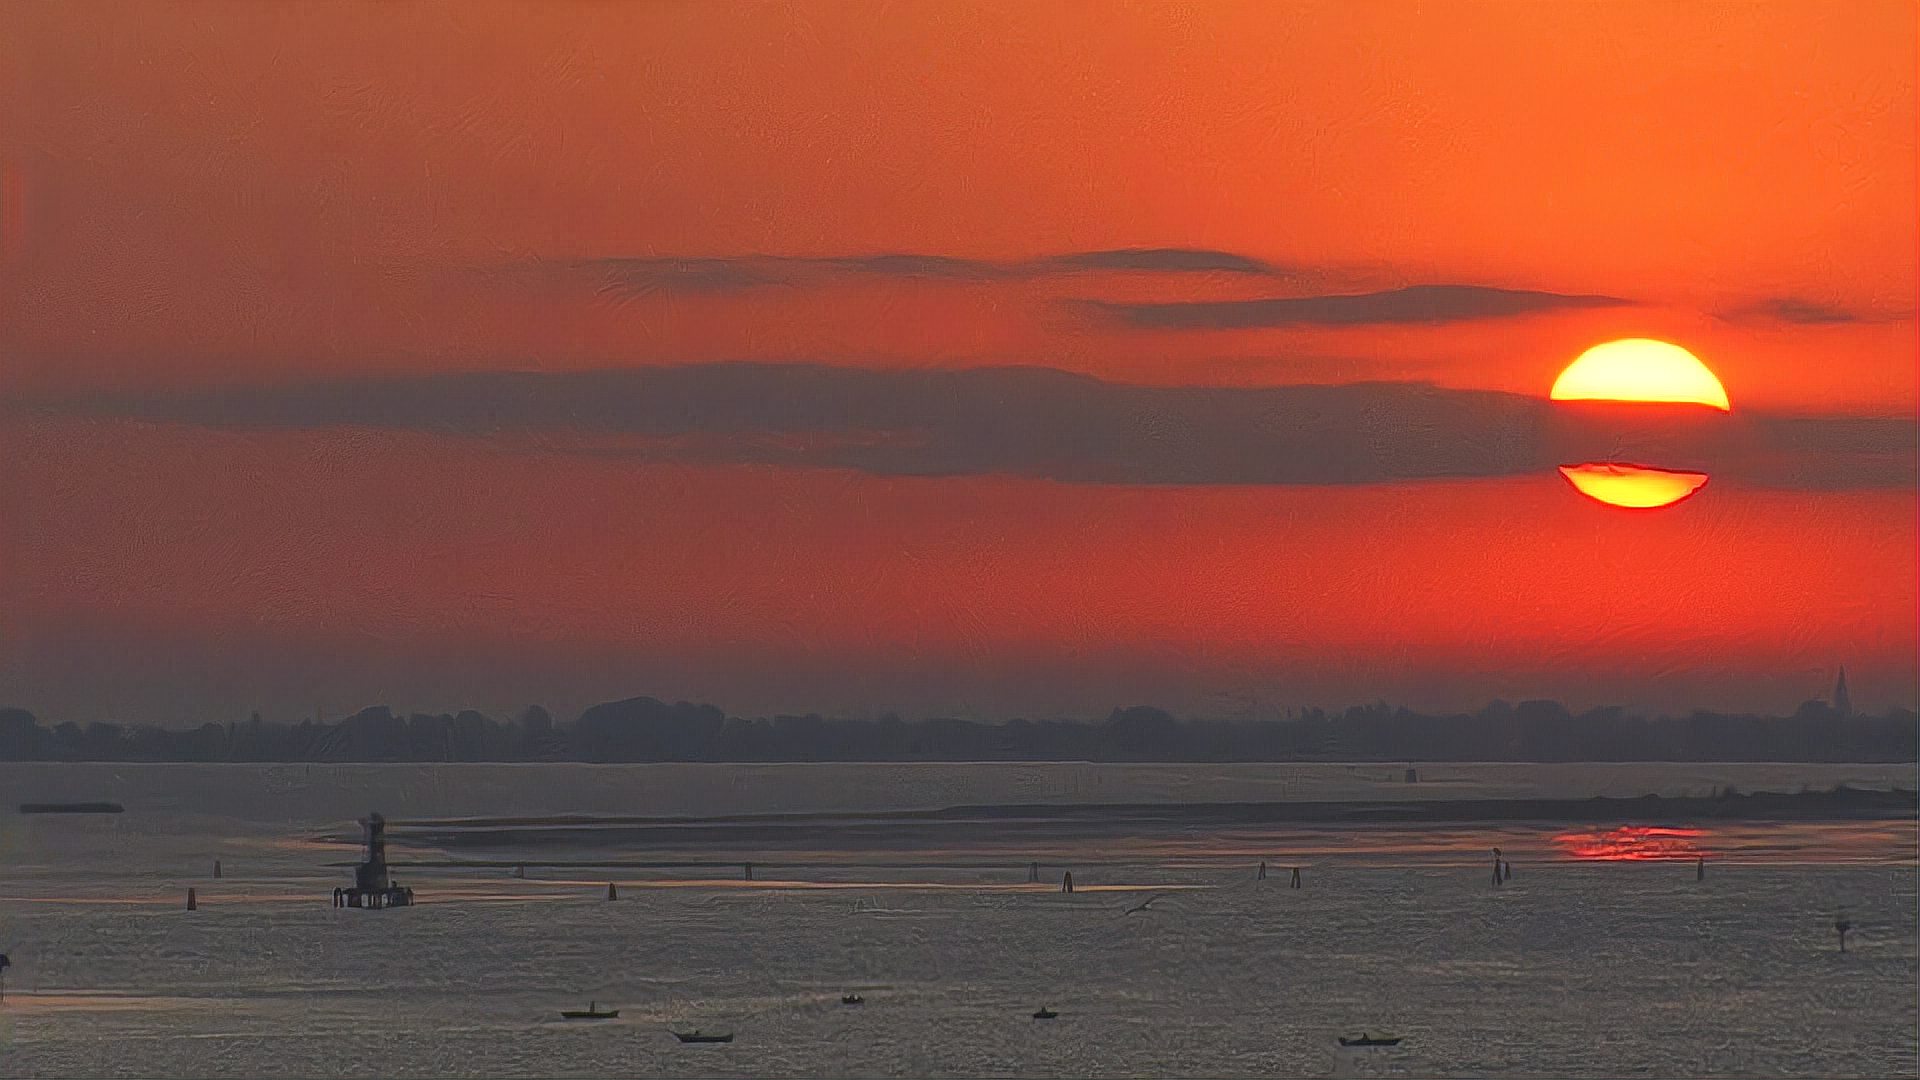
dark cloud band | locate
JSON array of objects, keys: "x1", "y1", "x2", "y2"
[{"x1": 17, "y1": 364, "x2": 1911, "y2": 491}]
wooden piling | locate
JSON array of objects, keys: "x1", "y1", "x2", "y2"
[
  {"x1": 1257, "y1": 860, "x2": 1267, "y2": 881},
  {"x1": 1289, "y1": 866, "x2": 1302, "y2": 889},
  {"x1": 1062, "y1": 871, "x2": 1074, "y2": 894},
  {"x1": 744, "y1": 862, "x2": 754, "y2": 881},
  {"x1": 186, "y1": 888, "x2": 198, "y2": 911},
  {"x1": 213, "y1": 859, "x2": 222, "y2": 879},
  {"x1": 607, "y1": 882, "x2": 618, "y2": 901},
  {"x1": 1028, "y1": 862, "x2": 1039, "y2": 883}
]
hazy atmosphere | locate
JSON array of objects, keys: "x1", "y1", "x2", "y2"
[
  {"x1": 2, "y1": 7, "x2": 1916, "y2": 1079},
  {"x1": 4, "y1": 2, "x2": 1915, "y2": 727}
]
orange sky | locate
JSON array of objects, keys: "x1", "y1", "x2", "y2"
[{"x1": 1, "y1": 2, "x2": 1914, "y2": 722}]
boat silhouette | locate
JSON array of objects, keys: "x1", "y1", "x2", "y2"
[
  {"x1": 560, "y1": 1001, "x2": 618, "y2": 1020},
  {"x1": 1032, "y1": 1006, "x2": 1058, "y2": 1020},
  {"x1": 1337, "y1": 1032, "x2": 1403, "y2": 1047},
  {"x1": 672, "y1": 1029, "x2": 734, "y2": 1043}
]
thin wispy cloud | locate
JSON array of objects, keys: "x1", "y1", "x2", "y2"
[
  {"x1": 578, "y1": 248, "x2": 1292, "y2": 298},
  {"x1": 1717, "y1": 297, "x2": 1911, "y2": 326},
  {"x1": 1082, "y1": 284, "x2": 1634, "y2": 329},
  {"x1": 1043, "y1": 249, "x2": 1279, "y2": 274}
]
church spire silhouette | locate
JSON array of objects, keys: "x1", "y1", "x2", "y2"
[{"x1": 1834, "y1": 667, "x2": 1852, "y2": 717}]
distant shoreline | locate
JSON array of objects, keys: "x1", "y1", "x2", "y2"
[
  {"x1": 7, "y1": 698, "x2": 1913, "y2": 765},
  {"x1": 356, "y1": 786, "x2": 1917, "y2": 851}
]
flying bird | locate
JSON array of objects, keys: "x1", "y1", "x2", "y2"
[{"x1": 1125, "y1": 893, "x2": 1165, "y2": 915}]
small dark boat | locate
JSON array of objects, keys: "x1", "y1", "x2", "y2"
[
  {"x1": 672, "y1": 1030, "x2": 734, "y2": 1044},
  {"x1": 1032, "y1": 1007, "x2": 1058, "y2": 1020},
  {"x1": 560, "y1": 1002, "x2": 618, "y2": 1020},
  {"x1": 841, "y1": 993, "x2": 865, "y2": 1005},
  {"x1": 1338, "y1": 1033, "x2": 1403, "y2": 1047}
]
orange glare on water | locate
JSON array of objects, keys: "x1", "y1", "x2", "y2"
[
  {"x1": 1553, "y1": 826, "x2": 1708, "y2": 861},
  {"x1": 1558, "y1": 463, "x2": 1710, "y2": 509}
]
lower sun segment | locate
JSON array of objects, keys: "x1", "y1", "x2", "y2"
[{"x1": 1558, "y1": 463, "x2": 1710, "y2": 509}]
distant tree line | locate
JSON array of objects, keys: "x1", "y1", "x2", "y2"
[{"x1": 0, "y1": 696, "x2": 1912, "y2": 763}]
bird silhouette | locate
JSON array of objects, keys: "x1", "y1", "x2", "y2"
[{"x1": 1125, "y1": 893, "x2": 1165, "y2": 915}]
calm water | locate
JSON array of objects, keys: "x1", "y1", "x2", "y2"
[{"x1": 0, "y1": 763, "x2": 1914, "y2": 1078}]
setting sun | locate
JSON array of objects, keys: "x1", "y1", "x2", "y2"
[
  {"x1": 1558, "y1": 463, "x2": 1711, "y2": 509},
  {"x1": 1550, "y1": 339, "x2": 1731, "y2": 411}
]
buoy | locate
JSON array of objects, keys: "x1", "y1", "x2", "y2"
[
  {"x1": 186, "y1": 888, "x2": 198, "y2": 911},
  {"x1": 606, "y1": 882, "x2": 618, "y2": 901}
]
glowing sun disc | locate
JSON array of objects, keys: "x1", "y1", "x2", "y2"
[
  {"x1": 1559, "y1": 463, "x2": 1710, "y2": 509},
  {"x1": 1550, "y1": 339, "x2": 1730, "y2": 411}
]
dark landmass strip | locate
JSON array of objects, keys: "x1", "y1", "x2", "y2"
[
  {"x1": 17, "y1": 801, "x2": 124, "y2": 814},
  {"x1": 3, "y1": 696, "x2": 1913, "y2": 765},
  {"x1": 333, "y1": 787, "x2": 1917, "y2": 852}
]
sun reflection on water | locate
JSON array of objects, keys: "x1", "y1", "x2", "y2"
[{"x1": 1552, "y1": 825, "x2": 1708, "y2": 861}]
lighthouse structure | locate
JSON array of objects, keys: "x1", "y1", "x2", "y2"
[
  {"x1": 332, "y1": 812, "x2": 415, "y2": 909},
  {"x1": 1833, "y1": 668, "x2": 1853, "y2": 718}
]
